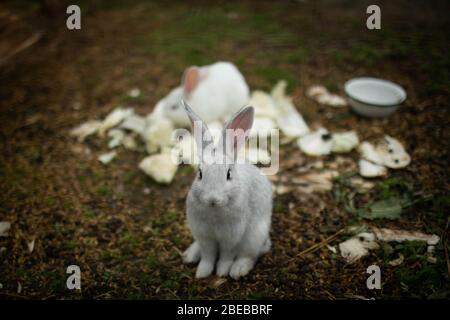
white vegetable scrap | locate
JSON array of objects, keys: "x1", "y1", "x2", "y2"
[
  {"x1": 142, "y1": 117, "x2": 175, "y2": 154},
  {"x1": 331, "y1": 131, "x2": 359, "y2": 153},
  {"x1": 317, "y1": 94, "x2": 347, "y2": 107},
  {"x1": 0, "y1": 221, "x2": 11, "y2": 237},
  {"x1": 122, "y1": 134, "x2": 138, "y2": 150},
  {"x1": 358, "y1": 159, "x2": 387, "y2": 178},
  {"x1": 249, "y1": 90, "x2": 279, "y2": 120},
  {"x1": 107, "y1": 129, "x2": 125, "y2": 149},
  {"x1": 359, "y1": 141, "x2": 384, "y2": 165},
  {"x1": 120, "y1": 114, "x2": 146, "y2": 135},
  {"x1": 377, "y1": 136, "x2": 411, "y2": 169},
  {"x1": 98, "y1": 107, "x2": 134, "y2": 137},
  {"x1": 306, "y1": 85, "x2": 328, "y2": 99},
  {"x1": 297, "y1": 128, "x2": 332, "y2": 156},
  {"x1": 70, "y1": 120, "x2": 102, "y2": 142},
  {"x1": 146, "y1": 102, "x2": 166, "y2": 125},
  {"x1": 339, "y1": 232, "x2": 379, "y2": 263},
  {"x1": 250, "y1": 117, "x2": 276, "y2": 138},
  {"x1": 338, "y1": 227, "x2": 440, "y2": 263},
  {"x1": 272, "y1": 81, "x2": 310, "y2": 137},
  {"x1": 128, "y1": 88, "x2": 141, "y2": 98},
  {"x1": 372, "y1": 228, "x2": 440, "y2": 245},
  {"x1": 292, "y1": 170, "x2": 339, "y2": 193},
  {"x1": 98, "y1": 151, "x2": 117, "y2": 164},
  {"x1": 139, "y1": 151, "x2": 178, "y2": 184},
  {"x1": 348, "y1": 176, "x2": 375, "y2": 192},
  {"x1": 359, "y1": 136, "x2": 411, "y2": 169},
  {"x1": 306, "y1": 85, "x2": 347, "y2": 107}
]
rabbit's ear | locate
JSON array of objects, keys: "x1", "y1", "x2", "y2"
[
  {"x1": 182, "y1": 66, "x2": 200, "y2": 95},
  {"x1": 221, "y1": 106, "x2": 254, "y2": 158},
  {"x1": 182, "y1": 100, "x2": 214, "y2": 161}
]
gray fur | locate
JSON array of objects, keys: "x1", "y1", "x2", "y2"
[{"x1": 182, "y1": 102, "x2": 273, "y2": 279}]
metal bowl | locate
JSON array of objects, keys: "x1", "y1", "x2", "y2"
[{"x1": 344, "y1": 77, "x2": 407, "y2": 118}]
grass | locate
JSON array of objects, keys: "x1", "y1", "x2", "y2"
[
  {"x1": 334, "y1": 175, "x2": 423, "y2": 221},
  {"x1": 83, "y1": 207, "x2": 96, "y2": 219},
  {"x1": 391, "y1": 241, "x2": 449, "y2": 299},
  {"x1": 255, "y1": 66, "x2": 298, "y2": 91},
  {"x1": 341, "y1": 29, "x2": 450, "y2": 94},
  {"x1": 334, "y1": 174, "x2": 450, "y2": 298},
  {"x1": 135, "y1": 5, "x2": 303, "y2": 82},
  {"x1": 96, "y1": 185, "x2": 112, "y2": 197},
  {"x1": 151, "y1": 210, "x2": 179, "y2": 233}
]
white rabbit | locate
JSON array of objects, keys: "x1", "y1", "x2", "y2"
[
  {"x1": 155, "y1": 62, "x2": 250, "y2": 127},
  {"x1": 181, "y1": 101, "x2": 272, "y2": 280}
]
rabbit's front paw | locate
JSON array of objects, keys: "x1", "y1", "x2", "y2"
[
  {"x1": 182, "y1": 242, "x2": 200, "y2": 264},
  {"x1": 216, "y1": 259, "x2": 233, "y2": 277},
  {"x1": 229, "y1": 257, "x2": 255, "y2": 280},
  {"x1": 195, "y1": 259, "x2": 214, "y2": 278}
]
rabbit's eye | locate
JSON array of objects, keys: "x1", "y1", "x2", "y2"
[
  {"x1": 198, "y1": 169, "x2": 202, "y2": 180},
  {"x1": 226, "y1": 168, "x2": 231, "y2": 181},
  {"x1": 171, "y1": 105, "x2": 178, "y2": 110}
]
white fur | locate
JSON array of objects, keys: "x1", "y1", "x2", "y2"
[
  {"x1": 158, "y1": 62, "x2": 250, "y2": 127},
  {"x1": 182, "y1": 103, "x2": 272, "y2": 279}
]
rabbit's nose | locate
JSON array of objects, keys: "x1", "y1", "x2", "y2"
[{"x1": 204, "y1": 196, "x2": 222, "y2": 207}]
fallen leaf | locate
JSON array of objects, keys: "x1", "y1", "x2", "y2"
[
  {"x1": 358, "y1": 197, "x2": 406, "y2": 220},
  {"x1": 208, "y1": 276, "x2": 227, "y2": 289}
]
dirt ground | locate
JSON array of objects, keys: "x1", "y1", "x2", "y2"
[{"x1": 0, "y1": 0, "x2": 449, "y2": 299}]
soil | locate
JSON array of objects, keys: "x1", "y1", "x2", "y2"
[{"x1": 0, "y1": 0, "x2": 448, "y2": 299}]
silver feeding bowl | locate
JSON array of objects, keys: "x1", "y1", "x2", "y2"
[{"x1": 344, "y1": 77, "x2": 407, "y2": 118}]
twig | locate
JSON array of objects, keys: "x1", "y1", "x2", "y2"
[
  {"x1": 293, "y1": 228, "x2": 346, "y2": 260},
  {"x1": 0, "y1": 31, "x2": 44, "y2": 67}
]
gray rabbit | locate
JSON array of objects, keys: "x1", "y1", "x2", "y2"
[{"x1": 181, "y1": 101, "x2": 272, "y2": 279}]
